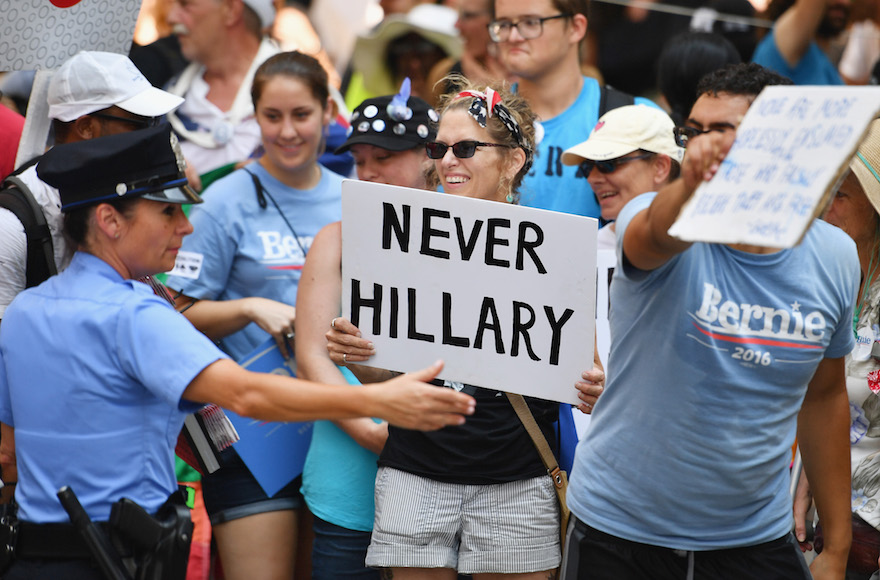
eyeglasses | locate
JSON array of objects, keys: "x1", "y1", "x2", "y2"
[
  {"x1": 487, "y1": 13, "x2": 572, "y2": 43},
  {"x1": 91, "y1": 112, "x2": 161, "y2": 129},
  {"x1": 672, "y1": 124, "x2": 735, "y2": 148},
  {"x1": 581, "y1": 152, "x2": 654, "y2": 175},
  {"x1": 425, "y1": 140, "x2": 513, "y2": 159}
]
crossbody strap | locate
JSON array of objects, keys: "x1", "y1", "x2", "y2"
[{"x1": 506, "y1": 393, "x2": 566, "y2": 490}]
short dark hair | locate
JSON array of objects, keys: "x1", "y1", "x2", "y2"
[
  {"x1": 657, "y1": 32, "x2": 742, "y2": 126},
  {"x1": 695, "y1": 62, "x2": 793, "y2": 101}
]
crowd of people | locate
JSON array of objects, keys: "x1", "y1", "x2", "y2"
[{"x1": 1, "y1": 0, "x2": 880, "y2": 579}]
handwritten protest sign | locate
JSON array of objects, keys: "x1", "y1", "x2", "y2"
[
  {"x1": 0, "y1": 0, "x2": 141, "y2": 70},
  {"x1": 341, "y1": 181, "x2": 598, "y2": 406},
  {"x1": 669, "y1": 86, "x2": 880, "y2": 247}
]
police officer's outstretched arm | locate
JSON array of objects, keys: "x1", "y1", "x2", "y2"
[
  {"x1": 182, "y1": 358, "x2": 475, "y2": 431},
  {"x1": 622, "y1": 130, "x2": 735, "y2": 271}
]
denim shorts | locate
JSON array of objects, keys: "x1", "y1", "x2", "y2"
[
  {"x1": 200, "y1": 447, "x2": 303, "y2": 525},
  {"x1": 366, "y1": 467, "x2": 560, "y2": 574},
  {"x1": 311, "y1": 515, "x2": 379, "y2": 580}
]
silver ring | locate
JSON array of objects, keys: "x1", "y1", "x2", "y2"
[
  {"x1": 285, "y1": 332, "x2": 294, "y2": 340},
  {"x1": 331, "y1": 317, "x2": 338, "y2": 329},
  {"x1": 342, "y1": 353, "x2": 348, "y2": 362}
]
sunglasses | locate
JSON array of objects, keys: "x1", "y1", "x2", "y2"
[
  {"x1": 91, "y1": 112, "x2": 161, "y2": 129},
  {"x1": 425, "y1": 140, "x2": 513, "y2": 159},
  {"x1": 673, "y1": 124, "x2": 735, "y2": 148},
  {"x1": 581, "y1": 152, "x2": 654, "y2": 175}
]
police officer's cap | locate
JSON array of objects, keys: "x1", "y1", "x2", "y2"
[{"x1": 37, "y1": 125, "x2": 202, "y2": 212}]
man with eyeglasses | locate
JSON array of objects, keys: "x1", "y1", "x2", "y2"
[
  {"x1": 562, "y1": 62, "x2": 853, "y2": 580},
  {"x1": 0, "y1": 51, "x2": 184, "y2": 323},
  {"x1": 489, "y1": 0, "x2": 660, "y2": 219}
]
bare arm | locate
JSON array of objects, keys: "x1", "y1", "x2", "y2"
[
  {"x1": 622, "y1": 130, "x2": 735, "y2": 271},
  {"x1": 183, "y1": 358, "x2": 474, "y2": 430},
  {"x1": 295, "y1": 223, "x2": 388, "y2": 454},
  {"x1": 798, "y1": 356, "x2": 851, "y2": 579},
  {"x1": 176, "y1": 295, "x2": 296, "y2": 359},
  {"x1": 772, "y1": 0, "x2": 827, "y2": 69}
]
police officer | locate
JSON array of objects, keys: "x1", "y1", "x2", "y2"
[{"x1": 0, "y1": 125, "x2": 474, "y2": 580}]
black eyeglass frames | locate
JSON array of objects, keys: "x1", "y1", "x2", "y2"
[
  {"x1": 487, "y1": 14, "x2": 572, "y2": 42},
  {"x1": 425, "y1": 140, "x2": 514, "y2": 160},
  {"x1": 672, "y1": 124, "x2": 735, "y2": 148}
]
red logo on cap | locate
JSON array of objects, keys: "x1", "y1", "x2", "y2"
[
  {"x1": 50, "y1": 0, "x2": 83, "y2": 7},
  {"x1": 594, "y1": 121, "x2": 605, "y2": 132}
]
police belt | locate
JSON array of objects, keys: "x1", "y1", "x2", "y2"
[{"x1": 16, "y1": 520, "x2": 132, "y2": 560}]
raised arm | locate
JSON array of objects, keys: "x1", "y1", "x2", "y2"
[
  {"x1": 622, "y1": 130, "x2": 734, "y2": 271},
  {"x1": 797, "y1": 356, "x2": 851, "y2": 579},
  {"x1": 183, "y1": 358, "x2": 474, "y2": 431},
  {"x1": 772, "y1": 0, "x2": 828, "y2": 69},
  {"x1": 295, "y1": 223, "x2": 389, "y2": 454}
]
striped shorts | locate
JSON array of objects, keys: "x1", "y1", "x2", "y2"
[{"x1": 365, "y1": 466, "x2": 561, "y2": 574}]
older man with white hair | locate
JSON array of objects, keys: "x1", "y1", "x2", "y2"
[{"x1": 166, "y1": 0, "x2": 278, "y2": 180}]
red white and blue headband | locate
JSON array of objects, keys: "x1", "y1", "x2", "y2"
[{"x1": 454, "y1": 89, "x2": 532, "y2": 173}]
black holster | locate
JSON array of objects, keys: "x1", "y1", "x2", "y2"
[
  {"x1": 109, "y1": 490, "x2": 192, "y2": 580},
  {"x1": 0, "y1": 502, "x2": 17, "y2": 574}
]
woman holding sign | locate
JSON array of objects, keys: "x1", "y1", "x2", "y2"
[
  {"x1": 163, "y1": 52, "x2": 344, "y2": 580},
  {"x1": 320, "y1": 79, "x2": 603, "y2": 579}
]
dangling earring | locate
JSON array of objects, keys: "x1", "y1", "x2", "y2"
[{"x1": 506, "y1": 193, "x2": 514, "y2": 203}]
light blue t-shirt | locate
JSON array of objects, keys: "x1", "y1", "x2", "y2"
[
  {"x1": 0, "y1": 252, "x2": 226, "y2": 522},
  {"x1": 752, "y1": 28, "x2": 844, "y2": 85},
  {"x1": 166, "y1": 163, "x2": 343, "y2": 360},
  {"x1": 517, "y1": 77, "x2": 659, "y2": 218},
  {"x1": 567, "y1": 192, "x2": 857, "y2": 550},
  {"x1": 301, "y1": 367, "x2": 381, "y2": 532}
]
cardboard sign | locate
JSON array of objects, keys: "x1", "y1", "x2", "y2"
[
  {"x1": 230, "y1": 338, "x2": 313, "y2": 497},
  {"x1": 669, "y1": 86, "x2": 880, "y2": 248},
  {"x1": 0, "y1": 0, "x2": 141, "y2": 71},
  {"x1": 341, "y1": 180, "x2": 598, "y2": 406}
]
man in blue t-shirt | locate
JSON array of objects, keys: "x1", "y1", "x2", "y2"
[
  {"x1": 752, "y1": 0, "x2": 850, "y2": 85},
  {"x1": 562, "y1": 63, "x2": 854, "y2": 580},
  {"x1": 490, "y1": 0, "x2": 657, "y2": 218}
]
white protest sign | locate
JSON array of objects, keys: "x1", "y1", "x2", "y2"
[
  {"x1": 341, "y1": 180, "x2": 598, "y2": 406},
  {"x1": 0, "y1": 0, "x2": 142, "y2": 71},
  {"x1": 668, "y1": 86, "x2": 880, "y2": 247}
]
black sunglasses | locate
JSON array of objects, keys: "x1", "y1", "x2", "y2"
[
  {"x1": 91, "y1": 112, "x2": 161, "y2": 129},
  {"x1": 425, "y1": 140, "x2": 513, "y2": 160},
  {"x1": 581, "y1": 152, "x2": 654, "y2": 175}
]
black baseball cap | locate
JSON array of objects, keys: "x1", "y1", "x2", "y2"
[{"x1": 336, "y1": 94, "x2": 438, "y2": 154}]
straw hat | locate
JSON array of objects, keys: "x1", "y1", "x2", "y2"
[
  {"x1": 351, "y1": 4, "x2": 462, "y2": 96},
  {"x1": 851, "y1": 118, "x2": 880, "y2": 215}
]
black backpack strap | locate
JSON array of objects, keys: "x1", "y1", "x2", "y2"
[
  {"x1": 0, "y1": 175, "x2": 57, "y2": 288},
  {"x1": 598, "y1": 84, "x2": 636, "y2": 118}
]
